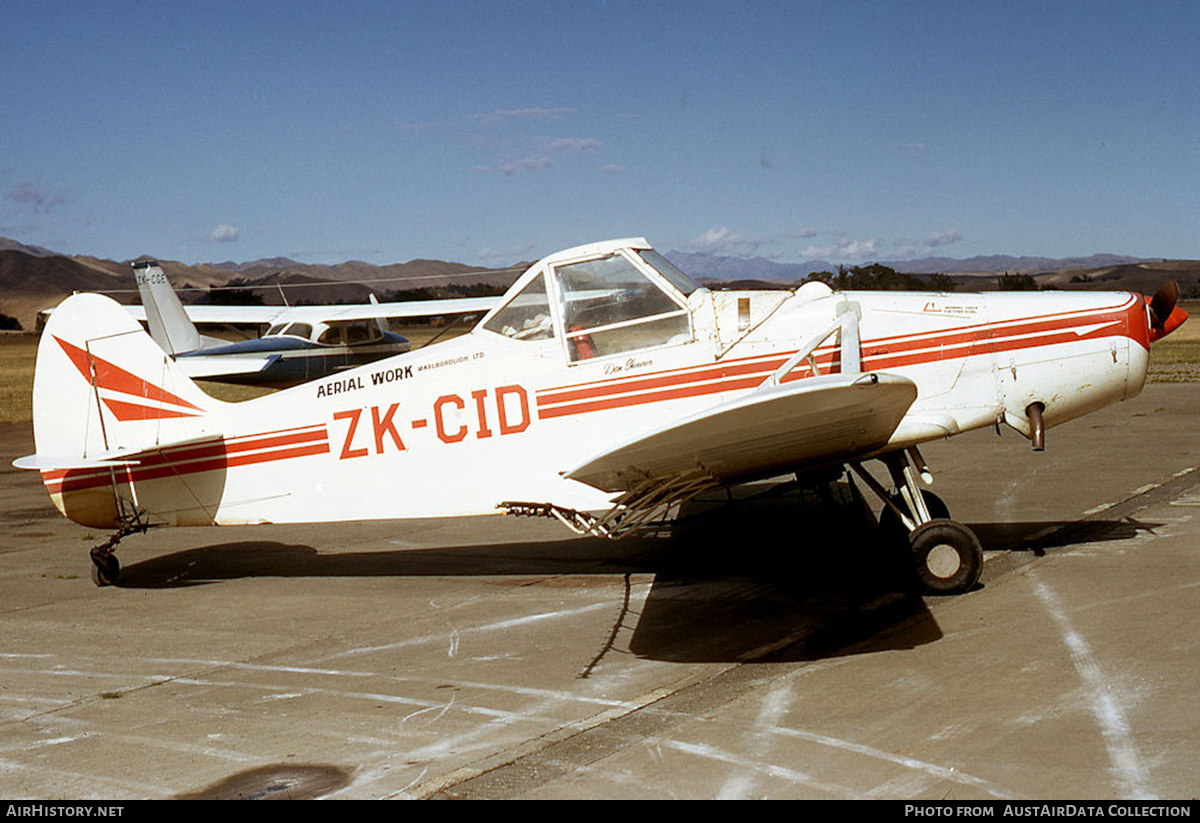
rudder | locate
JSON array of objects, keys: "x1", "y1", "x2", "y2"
[{"x1": 133, "y1": 260, "x2": 203, "y2": 355}]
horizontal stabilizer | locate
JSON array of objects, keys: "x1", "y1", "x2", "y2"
[
  {"x1": 13, "y1": 430, "x2": 230, "y2": 473},
  {"x1": 567, "y1": 372, "x2": 917, "y2": 493},
  {"x1": 13, "y1": 452, "x2": 140, "y2": 471},
  {"x1": 175, "y1": 354, "x2": 277, "y2": 379}
]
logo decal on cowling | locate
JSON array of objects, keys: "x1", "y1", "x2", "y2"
[{"x1": 54, "y1": 336, "x2": 203, "y2": 421}]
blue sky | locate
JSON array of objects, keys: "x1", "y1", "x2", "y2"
[{"x1": 2, "y1": 1, "x2": 1196, "y2": 267}]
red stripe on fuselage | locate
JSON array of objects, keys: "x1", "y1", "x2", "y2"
[
  {"x1": 537, "y1": 298, "x2": 1140, "y2": 418},
  {"x1": 42, "y1": 425, "x2": 329, "y2": 495}
]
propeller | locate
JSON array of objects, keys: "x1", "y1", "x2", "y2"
[{"x1": 1147, "y1": 280, "x2": 1188, "y2": 342}]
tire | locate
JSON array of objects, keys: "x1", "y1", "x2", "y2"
[
  {"x1": 909, "y1": 519, "x2": 982, "y2": 596},
  {"x1": 877, "y1": 490, "x2": 950, "y2": 544},
  {"x1": 90, "y1": 554, "x2": 120, "y2": 587}
]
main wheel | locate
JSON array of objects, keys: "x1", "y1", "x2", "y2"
[
  {"x1": 89, "y1": 553, "x2": 121, "y2": 587},
  {"x1": 909, "y1": 519, "x2": 982, "y2": 595}
]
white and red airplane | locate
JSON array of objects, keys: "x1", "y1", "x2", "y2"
[{"x1": 14, "y1": 238, "x2": 1187, "y2": 594}]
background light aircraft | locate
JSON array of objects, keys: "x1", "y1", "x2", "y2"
[
  {"x1": 15, "y1": 238, "x2": 1186, "y2": 594},
  {"x1": 130, "y1": 260, "x2": 500, "y2": 386}
]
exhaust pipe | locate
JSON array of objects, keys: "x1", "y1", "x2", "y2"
[{"x1": 1026, "y1": 402, "x2": 1045, "y2": 451}]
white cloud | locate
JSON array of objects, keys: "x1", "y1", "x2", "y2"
[
  {"x1": 545, "y1": 137, "x2": 601, "y2": 154},
  {"x1": 477, "y1": 241, "x2": 537, "y2": 265},
  {"x1": 472, "y1": 107, "x2": 577, "y2": 126},
  {"x1": 800, "y1": 233, "x2": 880, "y2": 261},
  {"x1": 687, "y1": 227, "x2": 826, "y2": 258},
  {"x1": 600, "y1": 164, "x2": 627, "y2": 175},
  {"x1": 205, "y1": 223, "x2": 240, "y2": 243},
  {"x1": 925, "y1": 229, "x2": 963, "y2": 248},
  {"x1": 499, "y1": 157, "x2": 554, "y2": 176},
  {"x1": 690, "y1": 227, "x2": 765, "y2": 257},
  {"x1": 687, "y1": 227, "x2": 909, "y2": 263},
  {"x1": 838, "y1": 239, "x2": 879, "y2": 259}
]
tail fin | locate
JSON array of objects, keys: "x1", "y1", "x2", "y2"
[
  {"x1": 369, "y1": 293, "x2": 392, "y2": 335},
  {"x1": 134, "y1": 260, "x2": 202, "y2": 355},
  {"x1": 25, "y1": 292, "x2": 222, "y2": 470}
]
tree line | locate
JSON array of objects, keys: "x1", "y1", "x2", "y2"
[{"x1": 804, "y1": 264, "x2": 958, "y2": 292}]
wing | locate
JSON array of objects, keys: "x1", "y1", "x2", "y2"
[
  {"x1": 121, "y1": 304, "x2": 284, "y2": 325},
  {"x1": 122, "y1": 296, "x2": 499, "y2": 325},
  {"x1": 281, "y1": 296, "x2": 500, "y2": 322},
  {"x1": 566, "y1": 371, "x2": 917, "y2": 493}
]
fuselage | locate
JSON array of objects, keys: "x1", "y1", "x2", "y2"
[{"x1": 34, "y1": 239, "x2": 1155, "y2": 530}]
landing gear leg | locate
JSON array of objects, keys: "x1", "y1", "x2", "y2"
[{"x1": 849, "y1": 448, "x2": 982, "y2": 596}]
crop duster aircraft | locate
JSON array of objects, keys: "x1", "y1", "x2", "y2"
[
  {"x1": 127, "y1": 261, "x2": 499, "y2": 387},
  {"x1": 14, "y1": 238, "x2": 1188, "y2": 592}
]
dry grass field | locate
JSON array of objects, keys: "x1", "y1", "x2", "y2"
[
  {"x1": 0, "y1": 335, "x2": 36, "y2": 425},
  {"x1": 2, "y1": 306, "x2": 1198, "y2": 425}
]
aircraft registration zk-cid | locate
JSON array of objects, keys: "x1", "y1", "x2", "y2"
[{"x1": 15, "y1": 238, "x2": 1187, "y2": 594}]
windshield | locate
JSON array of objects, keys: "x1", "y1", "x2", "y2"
[
  {"x1": 637, "y1": 249, "x2": 701, "y2": 295},
  {"x1": 482, "y1": 273, "x2": 555, "y2": 341}
]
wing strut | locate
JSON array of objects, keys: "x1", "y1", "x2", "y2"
[{"x1": 761, "y1": 300, "x2": 861, "y2": 387}]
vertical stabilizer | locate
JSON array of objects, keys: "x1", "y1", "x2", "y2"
[
  {"x1": 369, "y1": 293, "x2": 392, "y2": 335},
  {"x1": 19, "y1": 292, "x2": 226, "y2": 527},
  {"x1": 134, "y1": 261, "x2": 202, "y2": 355},
  {"x1": 28, "y1": 292, "x2": 221, "y2": 466}
]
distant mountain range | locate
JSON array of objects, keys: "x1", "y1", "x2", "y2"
[
  {"x1": 0, "y1": 237, "x2": 59, "y2": 258},
  {"x1": 0, "y1": 237, "x2": 525, "y2": 331},
  {"x1": 0, "y1": 235, "x2": 1193, "y2": 332},
  {"x1": 663, "y1": 249, "x2": 1155, "y2": 281},
  {"x1": 3, "y1": 234, "x2": 1156, "y2": 278}
]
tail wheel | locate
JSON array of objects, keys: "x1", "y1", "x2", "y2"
[
  {"x1": 909, "y1": 519, "x2": 982, "y2": 595},
  {"x1": 89, "y1": 551, "x2": 121, "y2": 587}
]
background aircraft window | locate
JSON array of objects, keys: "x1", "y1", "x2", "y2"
[
  {"x1": 345, "y1": 321, "x2": 370, "y2": 344},
  {"x1": 483, "y1": 274, "x2": 555, "y2": 341},
  {"x1": 555, "y1": 254, "x2": 691, "y2": 362},
  {"x1": 266, "y1": 323, "x2": 286, "y2": 336},
  {"x1": 283, "y1": 322, "x2": 312, "y2": 340}
]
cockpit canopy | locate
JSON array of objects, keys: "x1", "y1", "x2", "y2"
[{"x1": 482, "y1": 239, "x2": 701, "y2": 362}]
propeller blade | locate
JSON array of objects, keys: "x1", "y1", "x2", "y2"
[
  {"x1": 1146, "y1": 280, "x2": 1188, "y2": 342},
  {"x1": 1148, "y1": 280, "x2": 1180, "y2": 329}
]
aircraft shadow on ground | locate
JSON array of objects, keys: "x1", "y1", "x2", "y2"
[{"x1": 110, "y1": 493, "x2": 1157, "y2": 665}]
